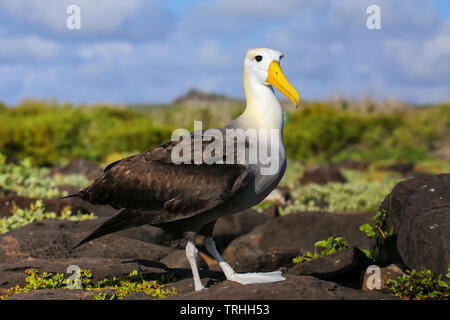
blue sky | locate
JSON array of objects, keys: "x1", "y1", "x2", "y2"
[{"x1": 0, "y1": 0, "x2": 449, "y2": 105}]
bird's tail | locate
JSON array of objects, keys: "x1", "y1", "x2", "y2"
[{"x1": 73, "y1": 209, "x2": 146, "y2": 249}]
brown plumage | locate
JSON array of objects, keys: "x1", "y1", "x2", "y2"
[{"x1": 72, "y1": 130, "x2": 251, "y2": 248}]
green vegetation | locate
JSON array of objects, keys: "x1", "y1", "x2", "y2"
[
  {"x1": 359, "y1": 209, "x2": 395, "y2": 265},
  {"x1": 0, "y1": 153, "x2": 89, "y2": 198},
  {"x1": 0, "y1": 268, "x2": 90, "y2": 299},
  {"x1": 386, "y1": 266, "x2": 450, "y2": 300},
  {"x1": 92, "y1": 270, "x2": 177, "y2": 300},
  {"x1": 0, "y1": 99, "x2": 448, "y2": 166},
  {"x1": 280, "y1": 169, "x2": 404, "y2": 213},
  {"x1": 0, "y1": 268, "x2": 177, "y2": 300},
  {"x1": 0, "y1": 99, "x2": 449, "y2": 220},
  {"x1": 292, "y1": 236, "x2": 348, "y2": 264},
  {"x1": 0, "y1": 200, "x2": 96, "y2": 233},
  {"x1": 284, "y1": 102, "x2": 449, "y2": 163}
]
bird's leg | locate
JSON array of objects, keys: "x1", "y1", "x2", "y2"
[
  {"x1": 185, "y1": 240, "x2": 205, "y2": 291},
  {"x1": 204, "y1": 236, "x2": 285, "y2": 285}
]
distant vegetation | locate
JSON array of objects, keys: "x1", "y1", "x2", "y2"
[
  {"x1": 0, "y1": 92, "x2": 448, "y2": 166},
  {"x1": 0, "y1": 154, "x2": 88, "y2": 198},
  {"x1": 0, "y1": 200, "x2": 96, "y2": 234}
]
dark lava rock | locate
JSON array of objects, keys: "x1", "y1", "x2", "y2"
[
  {"x1": 222, "y1": 212, "x2": 375, "y2": 276},
  {"x1": 288, "y1": 247, "x2": 372, "y2": 288},
  {"x1": 376, "y1": 162, "x2": 414, "y2": 175},
  {"x1": 122, "y1": 291, "x2": 158, "y2": 300},
  {"x1": 6, "y1": 289, "x2": 115, "y2": 300},
  {"x1": 380, "y1": 173, "x2": 450, "y2": 276},
  {"x1": 211, "y1": 209, "x2": 268, "y2": 251},
  {"x1": 223, "y1": 211, "x2": 374, "y2": 273},
  {"x1": 263, "y1": 187, "x2": 293, "y2": 207},
  {"x1": 256, "y1": 212, "x2": 374, "y2": 253},
  {"x1": 50, "y1": 159, "x2": 103, "y2": 180},
  {"x1": 161, "y1": 275, "x2": 226, "y2": 297},
  {"x1": 361, "y1": 264, "x2": 405, "y2": 293},
  {"x1": 262, "y1": 205, "x2": 280, "y2": 219},
  {"x1": 228, "y1": 247, "x2": 300, "y2": 273},
  {"x1": 334, "y1": 159, "x2": 369, "y2": 171},
  {"x1": 115, "y1": 224, "x2": 172, "y2": 247},
  {"x1": 167, "y1": 274, "x2": 398, "y2": 300},
  {"x1": 300, "y1": 164, "x2": 347, "y2": 185},
  {"x1": 0, "y1": 219, "x2": 175, "y2": 263},
  {"x1": 160, "y1": 249, "x2": 208, "y2": 270}
]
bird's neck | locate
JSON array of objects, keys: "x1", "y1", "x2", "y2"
[{"x1": 238, "y1": 71, "x2": 284, "y2": 132}]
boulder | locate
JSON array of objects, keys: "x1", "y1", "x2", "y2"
[
  {"x1": 160, "y1": 250, "x2": 208, "y2": 270},
  {"x1": 222, "y1": 212, "x2": 374, "y2": 275},
  {"x1": 288, "y1": 247, "x2": 372, "y2": 288},
  {"x1": 226, "y1": 247, "x2": 300, "y2": 273},
  {"x1": 209, "y1": 209, "x2": 268, "y2": 251},
  {"x1": 334, "y1": 159, "x2": 369, "y2": 171},
  {"x1": 361, "y1": 264, "x2": 405, "y2": 293},
  {"x1": 262, "y1": 205, "x2": 280, "y2": 219},
  {"x1": 380, "y1": 173, "x2": 450, "y2": 276},
  {"x1": 376, "y1": 162, "x2": 414, "y2": 175},
  {"x1": 167, "y1": 274, "x2": 398, "y2": 300},
  {"x1": 0, "y1": 219, "x2": 175, "y2": 263},
  {"x1": 115, "y1": 224, "x2": 172, "y2": 247},
  {"x1": 300, "y1": 164, "x2": 347, "y2": 185},
  {"x1": 263, "y1": 187, "x2": 293, "y2": 207}
]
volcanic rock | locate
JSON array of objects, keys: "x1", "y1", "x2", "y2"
[{"x1": 380, "y1": 173, "x2": 450, "y2": 275}]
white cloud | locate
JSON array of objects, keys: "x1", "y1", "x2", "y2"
[
  {"x1": 0, "y1": 35, "x2": 59, "y2": 61},
  {"x1": 183, "y1": 0, "x2": 317, "y2": 35},
  {"x1": 0, "y1": 0, "x2": 175, "y2": 40},
  {"x1": 0, "y1": 0, "x2": 449, "y2": 105},
  {"x1": 384, "y1": 20, "x2": 450, "y2": 83}
]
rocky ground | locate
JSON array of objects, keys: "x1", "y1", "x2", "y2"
[{"x1": 0, "y1": 163, "x2": 448, "y2": 300}]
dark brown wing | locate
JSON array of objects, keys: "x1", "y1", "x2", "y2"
[{"x1": 78, "y1": 129, "x2": 251, "y2": 224}]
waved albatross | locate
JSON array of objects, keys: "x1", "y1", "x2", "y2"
[{"x1": 68, "y1": 48, "x2": 300, "y2": 291}]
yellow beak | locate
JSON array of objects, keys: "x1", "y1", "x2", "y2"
[{"x1": 267, "y1": 61, "x2": 300, "y2": 108}]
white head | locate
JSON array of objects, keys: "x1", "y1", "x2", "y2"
[{"x1": 244, "y1": 48, "x2": 300, "y2": 108}]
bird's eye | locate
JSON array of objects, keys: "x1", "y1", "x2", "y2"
[{"x1": 255, "y1": 55, "x2": 263, "y2": 62}]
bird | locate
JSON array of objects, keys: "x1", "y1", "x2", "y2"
[{"x1": 67, "y1": 48, "x2": 300, "y2": 291}]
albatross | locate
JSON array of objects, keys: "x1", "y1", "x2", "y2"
[{"x1": 69, "y1": 48, "x2": 300, "y2": 291}]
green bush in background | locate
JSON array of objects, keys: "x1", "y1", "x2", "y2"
[{"x1": 0, "y1": 99, "x2": 448, "y2": 166}]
